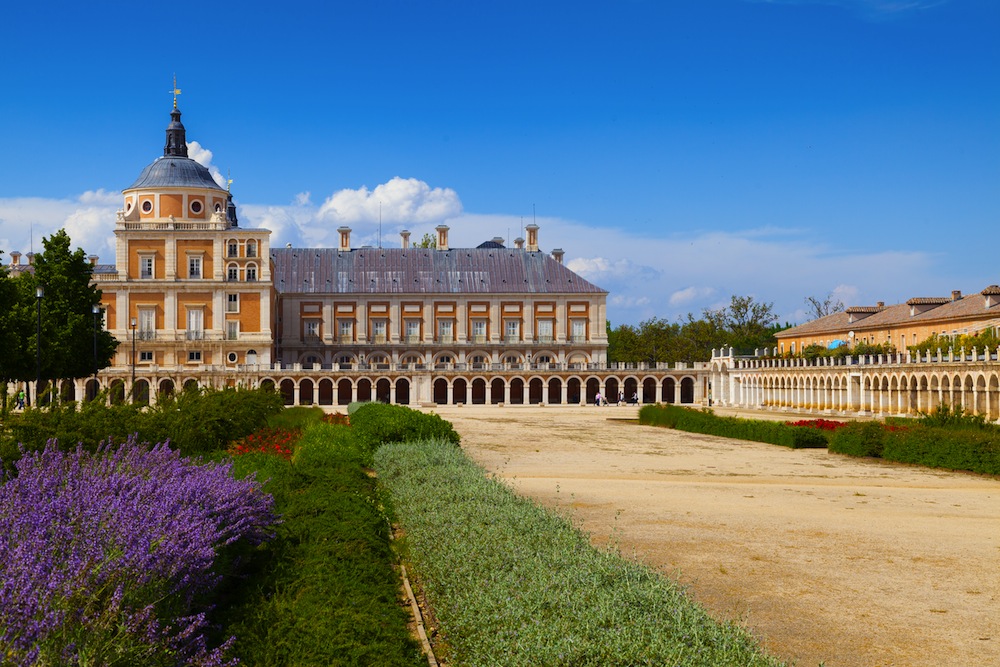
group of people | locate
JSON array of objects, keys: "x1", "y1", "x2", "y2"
[{"x1": 594, "y1": 390, "x2": 638, "y2": 407}]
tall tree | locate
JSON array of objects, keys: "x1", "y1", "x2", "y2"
[
  {"x1": 20, "y1": 231, "x2": 118, "y2": 390},
  {"x1": 716, "y1": 295, "x2": 779, "y2": 353}
]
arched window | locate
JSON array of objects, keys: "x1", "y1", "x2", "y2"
[
  {"x1": 227, "y1": 262, "x2": 239, "y2": 281},
  {"x1": 246, "y1": 240, "x2": 257, "y2": 258},
  {"x1": 246, "y1": 263, "x2": 258, "y2": 282}
]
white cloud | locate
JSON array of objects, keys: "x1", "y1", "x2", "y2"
[
  {"x1": 0, "y1": 196, "x2": 118, "y2": 262},
  {"x1": 318, "y1": 177, "x2": 462, "y2": 225},
  {"x1": 669, "y1": 286, "x2": 717, "y2": 307},
  {"x1": 187, "y1": 140, "x2": 227, "y2": 189}
]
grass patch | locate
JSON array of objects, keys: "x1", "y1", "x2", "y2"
[{"x1": 375, "y1": 439, "x2": 785, "y2": 667}]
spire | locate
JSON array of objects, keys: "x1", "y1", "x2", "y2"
[{"x1": 164, "y1": 76, "x2": 188, "y2": 157}]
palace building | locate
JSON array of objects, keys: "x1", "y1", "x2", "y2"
[{"x1": 7, "y1": 101, "x2": 707, "y2": 408}]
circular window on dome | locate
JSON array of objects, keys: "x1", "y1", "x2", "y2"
[
  {"x1": 141, "y1": 200, "x2": 153, "y2": 214},
  {"x1": 125, "y1": 199, "x2": 134, "y2": 214},
  {"x1": 190, "y1": 200, "x2": 203, "y2": 215}
]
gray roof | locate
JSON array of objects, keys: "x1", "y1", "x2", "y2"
[
  {"x1": 125, "y1": 155, "x2": 226, "y2": 192},
  {"x1": 271, "y1": 246, "x2": 606, "y2": 296}
]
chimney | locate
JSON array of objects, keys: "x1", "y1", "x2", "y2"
[
  {"x1": 435, "y1": 224, "x2": 450, "y2": 251},
  {"x1": 492, "y1": 236, "x2": 505, "y2": 247},
  {"x1": 876, "y1": 301, "x2": 884, "y2": 309},
  {"x1": 338, "y1": 226, "x2": 351, "y2": 252},
  {"x1": 514, "y1": 237, "x2": 524, "y2": 250},
  {"x1": 551, "y1": 248, "x2": 565, "y2": 264},
  {"x1": 951, "y1": 290, "x2": 962, "y2": 301},
  {"x1": 26, "y1": 252, "x2": 35, "y2": 265},
  {"x1": 525, "y1": 223, "x2": 539, "y2": 252},
  {"x1": 10, "y1": 251, "x2": 20, "y2": 266},
  {"x1": 400, "y1": 229, "x2": 411, "y2": 249},
  {"x1": 88, "y1": 255, "x2": 99, "y2": 266}
]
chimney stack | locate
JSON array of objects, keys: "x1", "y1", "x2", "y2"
[
  {"x1": 400, "y1": 229, "x2": 411, "y2": 249},
  {"x1": 514, "y1": 237, "x2": 524, "y2": 250},
  {"x1": 525, "y1": 223, "x2": 539, "y2": 252},
  {"x1": 492, "y1": 236, "x2": 505, "y2": 247},
  {"x1": 10, "y1": 251, "x2": 20, "y2": 266},
  {"x1": 876, "y1": 301, "x2": 885, "y2": 308},
  {"x1": 551, "y1": 248, "x2": 565, "y2": 264},
  {"x1": 435, "y1": 224, "x2": 450, "y2": 251},
  {"x1": 27, "y1": 252, "x2": 35, "y2": 266},
  {"x1": 338, "y1": 226, "x2": 352, "y2": 252},
  {"x1": 952, "y1": 290, "x2": 962, "y2": 301},
  {"x1": 89, "y1": 255, "x2": 99, "y2": 266}
]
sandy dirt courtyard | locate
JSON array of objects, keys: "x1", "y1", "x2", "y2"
[{"x1": 424, "y1": 404, "x2": 1000, "y2": 667}]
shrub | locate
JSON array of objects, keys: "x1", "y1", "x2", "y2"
[
  {"x1": 0, "y1": 437, "x2": 276, "y2": 666},
  {"x1": 827, "y1": 422, "x2": 887, "y2": 458},
  {"x1": 639, "y1": 404, "x2": 827, "y2": 448},
  {"x1": 350, "y1": 403, "x2": 460, "y2": 461}
]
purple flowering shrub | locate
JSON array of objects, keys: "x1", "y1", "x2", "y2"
[{"x1": 0, "y1": 437, "x2": 278, "y2": 666}]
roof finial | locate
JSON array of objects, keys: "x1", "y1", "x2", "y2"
[
  {"x1": 170, "y1": 74, "x2": 181, "y2": 110},
  {"x1": 227, "y1": 169, "x2": 233, "y2": 193}
]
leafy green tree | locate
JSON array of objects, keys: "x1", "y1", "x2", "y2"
[
  {"x1": 415, "y1": 233, "x2": 436, "y2": 248},
  {"x1": 9, "y1": 231, "x2": 118, "y2": 401},
  {"x1": 717, "y1": 295, "x2": 779, "y2": 353}
]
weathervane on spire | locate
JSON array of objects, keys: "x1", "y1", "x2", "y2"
[
  {"x1": 227, "y1": 169, "x2": 233, "y2": 193},
  {"x1": 170, "y1": 75, "x2": 181, "y2": 109}
]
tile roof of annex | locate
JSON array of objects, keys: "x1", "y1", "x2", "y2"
[{"x1": 270, "y1": 246, "x2": 607, "y2": 296}]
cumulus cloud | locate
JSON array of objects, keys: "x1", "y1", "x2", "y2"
[
  {"x1": 0, "y1": 195, "x2": 118, "y2": 262},
  {"x1": 318, "y1": 177, "x2": 462, "y2": 225},
  {"x1": 187, "y1": 141, "x2": 227, "y2": 189},
  {"x1": 669, "y1": 286, "x2": 717, "y2": 307}
]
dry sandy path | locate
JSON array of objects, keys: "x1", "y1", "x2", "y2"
[{"x1": 425, "y1": 405, "x2": 1000, "y2": 667}]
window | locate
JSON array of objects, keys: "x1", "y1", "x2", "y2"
[
  {"x1": 246, "y1": 264, "x2": 257, "y2": 281},
  {"x1": 405, "y1": 319, "x2": 421, "y2": 343},
  {"x1": 227, "y1": 264, "x2": 239, "y2": 281},
  {"x1": 536, "y1": 319, "x2": 553, "y2": 343},
  {"x1": 139, "y1": 256, "x2": 154, "y2": 280},
  {"x1": 571, "y1": 319, "x2": 586, "y2": 342},
  {"x1": 139, "y1": 351, "x2": 154, "y2": 363},
  {"x1": 338, "y1": 319, "x2": 353, "y2": 343},
  {"x1": 471, "y1": 319, "x2": 487, "y2": 343},
  {"x1": 227, "y1": 293, "x2": 239, "y2": 313},
  {"x1": 371, "y1": 319, "x2": 387, "y2": 344},
  {"x1": 190, "y1": 200, "x2": 203, "y2": 215},
  {"x1": 138, "y1": 309, "x2": 156, "y2": 341},
  {"x1": 186, "y1": 309, "x2": 204, "y2": 341},
  {"x1": 188, "y1": 351, "x2": 202, "y2": 363},
  {"x1": 438, "y1": 319, "x2": 453, "y2": 344},
  {"x1": 246, "y1": 241, "x2": 257, "y2": 258},
  {"x1": 304, "y1": 319, "x2": 320, "y2": 341},
  {"x1": 227, "y1": 241, "x2": 238, "y2": 258},
  {"x1": 505, "y1": 319, "x2": 520, "y2": 343},
  {"x1": 188, "y1": 256, "x2": 202, "y2": 279},
  {"x1": 141, "y1": 200, "x2": 152, "y2": 213},
  {"x1": 226, "y1": 320, "x2": 239, "y2": 340}
]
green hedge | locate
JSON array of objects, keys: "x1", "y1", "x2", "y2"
[
  {"x1": 218, "y1": 423, "x2": 424, "y2": 666},
  {"x1": 1, "y1": 386, "x2": 284, "y2": 465},
  {"x1": 349, "y1": 403, "x2": 460, "y2": 462},
  {"x1": 828, "y1": 421, "x2": 1000, "y2": 475},
  {"x1": 638, "y1": 404, "x2": 828, "y2": 449}
]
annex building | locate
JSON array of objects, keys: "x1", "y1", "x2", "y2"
[{"x1": 6, "y1": 102, "x2": 707, "y2": 408}]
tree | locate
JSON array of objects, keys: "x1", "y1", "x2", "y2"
[
  {"x1": 8, "y1": 231, "x2": 118, "y2": 400},
  {"x1": 415, "y1": 233, "x2": 436, "y2": 248},
  {"x1": 715, "y1": 295, "x2": 779, "y2": 353},
  {"x1": 804, "y1": 293, "x2": 846, "y2": 320}
]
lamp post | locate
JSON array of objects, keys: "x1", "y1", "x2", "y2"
[
  {"x1": 92, "y1": 304, "x2": 100, "y2": 399},
  {"x1": 130, "y1": 317, "x2": 137, "y2": 403},
  {"x1": 35, "y1": 285, "x2": 44, "y2": 408}
]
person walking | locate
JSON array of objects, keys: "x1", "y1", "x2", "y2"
[{"x1": 16, "y1": 389, "x2": 25, "y2": 410}]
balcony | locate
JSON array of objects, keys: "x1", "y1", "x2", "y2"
[
  {"x1": 569, "y1": 335, "x2": 588, "y2": 343},
  {"x1": 137, "y1": 330, "x2": 156, "y2": 341},
  {"x1": 505, "y1": 335, "x2": 520, "y2": 344},
  {"x1": 372, "y1": 334, "x2": 387, "y2": 344},
  {"x1": 437, "y1": 335, "x2": 454, "y2": 345},
  {"x1": 404, "y1": 335, "x2": 421, "y2": 344},
  {"x1": 471, "y1": 335, "x2": 487, "y2": 344},
  {"x1": 338, "y1": 335, "x2": 354, "y2": 344},
  {"x1": 186, "y1": 330, "x2": 204, "y2": 341},
  {"x1": 536, "y1": 335, "x2": 554, "y2": 344}
]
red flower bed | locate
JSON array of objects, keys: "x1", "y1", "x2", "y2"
[
  {"x1": 230, "y1": 426, "x2": 301, "y2": 459},
  {"x1": 785, "y1": 419, "x2": 848, "y2": 431}
]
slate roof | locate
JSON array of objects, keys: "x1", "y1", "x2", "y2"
[
  {"x1": 271, "y1": 246, "x2": 606, "y2": 296},
  {"x1": 125, "y1": 155, "x2": 226, "y2": 192}
]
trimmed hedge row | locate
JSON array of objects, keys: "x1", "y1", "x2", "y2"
[
  {"x1": 638, "y1": 404, "x2": 829, "y2": 448},
  {"x1": 829, "y1": 422, "x2": 1000, "y2": 475},
  {"x1": 349, "y1": 402, "x2": 460, "y2": 463}
]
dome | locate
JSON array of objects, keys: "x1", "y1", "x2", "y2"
[{"x1": 125, "y1": 155, "x2": 225, "y2": 191}]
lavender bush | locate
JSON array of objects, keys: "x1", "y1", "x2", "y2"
[{"x1": 0, "y1": 437, "x2": 277, "y2": 666}]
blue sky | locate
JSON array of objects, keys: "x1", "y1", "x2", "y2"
[{"x1": 1, "y1": 0, "x2": 997, "y2": 327}]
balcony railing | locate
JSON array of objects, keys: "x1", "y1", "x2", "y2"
[
  {"x1": 569, "y1": 335, "x2": 588, "y2": 343},
  {"x1": 471, "y1": 334, "x2": 487, "y2": 344},
  {"x1": 536, "y1": 335, "x2": 554, "y2": 344},
  {"x1": 405, "y1": 335, "x2": 421, "y2": 344},
  {"x1": 438, "y1": 335, "x2": 454, "y2": 345},
  {"x1": 186, "y1": 331, "x2": 204, "y2": 341},
  {"x1": 338, "y1": 335, "x2": 353, "y2": 344},
  {"x1": 372, "y1": 334, "x2": 387, "y2": 344},
  {"x1": 137, "y1": 330, "x2": 156, "y2": 341},
  {"x1": 505, "y1": 335, "x2": 520, "y2": 344}
]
